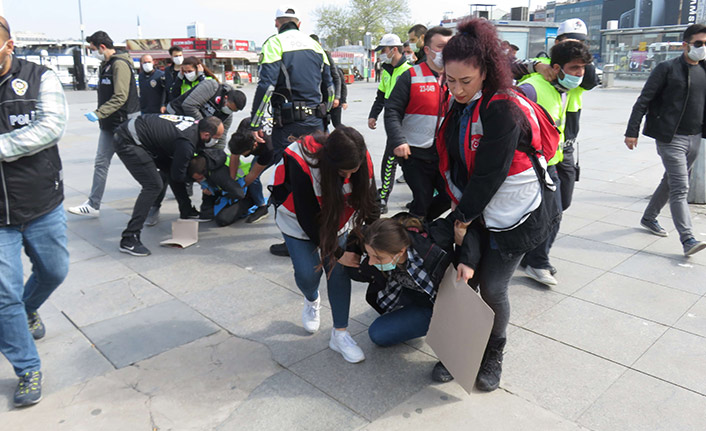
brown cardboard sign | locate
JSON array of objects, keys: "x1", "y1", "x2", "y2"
[
  {"x1": 426, "y1": 266, "x2": 495, "y2": 394},
  {"x1": 160, "y1": 220, "x2": 199, "y2": 248}
]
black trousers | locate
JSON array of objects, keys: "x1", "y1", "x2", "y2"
[
  {"x1": 378, "y1": 147, "x2": 398, "y2": 203},
  {"x1": 114, "y1": 139, "x2": 164, "y2": 238},
  {"x1": 330, "y1": 107, "x2": 343, "y2": 129},
  {"x1": 400, "y1": 156, "x2": 450, "y2": 220},
  {"x1": 556, "y1": 144, "x2": 576, "y2": 211}
]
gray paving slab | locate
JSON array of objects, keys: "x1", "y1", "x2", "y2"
[
  {"x1": 541, "y1": 257, "x2": 607, "y2": 295},
  {"x1": 549, "y1": 235, "x2": 637, "y2": 270},
  {"x1": 574, "y1": 272, "x2": 700, "y2": 325},
  {"x1": 220, "y1": 370, "x2": 369, "y2": 431},
  {"x1": 524, "y1": 297, "x2": 668, "y2": 365},
  {"x1": 61, "y1": 254, "x2": 136, "y2": 291},
  {"x1": 502, "y1": 328, "x2": 626, "y2": 420},
  {"x1": 50, "y1": 273, "x2": 173, "y2": 327},
  {"x1": 360, "y1": 384, "x2": 587, "y2": 431},
  {"x1": 633, "y1": 328, "x2": 706, "y2": 395},
  {"x1": 181, "y1": 274, "x2": 365, "y2": 367},
  {"x1": 66, "y1": 230, "x2": 106, "y2": 264},
  {"x1": 571, "y1": 220, "x2": 661, "y2": 250},
  {"x1": 81, "y1": 299, "x2": 220, "y2": 368},
  {"x1": 289, "y1": 333, "x2": 437, "y2": 421},
  {"x1": 577, "y1": 370, "x2": 706, "y2": 431},
  {"x1": 0, "y1": 303, "x2": 114, "y2": 413},
  {"x1": 611, "y1": 251, "x2": 706, "y2": 295},
  {"x1": 675, "y1": 296, "x2": 706, "y2": 337},
  {"x1": 507, "y1": 277, "x2": 567, "y2": 326},
  {"x1": 557, "y1": 213, "x2": 596, "y2": 235},
  {"x1": 562, "y1": 200, "x2": 621, "y2": 221}
]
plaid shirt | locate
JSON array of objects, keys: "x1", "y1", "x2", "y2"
[
  {"x1": 377, "y1": 247, "x2": 436, "y2": 313},
  {"x1": 0, "y1": 65, "x2": 68, "y2": 162}
]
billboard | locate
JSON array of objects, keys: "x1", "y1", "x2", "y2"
[{"x1": 602, "y1": 0, "x2": 705, "y2": 29}]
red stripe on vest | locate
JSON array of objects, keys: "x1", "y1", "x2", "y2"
[{"x1": 405, "y1": 63, "x2": 442, "y2": 117}]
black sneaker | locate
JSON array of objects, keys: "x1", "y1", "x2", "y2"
[
  {"x1": 270, "y1": 242, "x2": 290, "y2": 257},
  {"x1": 549, "y1": 265, "x2": 558, "y2": 276},
  {"x1": 476, "y1": 337, "x2": 506, "y2": 392},
  {"x1": 380, "y1": 202, "x2": 388, "y2": 215},
  {"x1": 431, "y1": 361, "x2": 454, "y2": 383},
  {"x1": 640, "y1": 217, "x2": 668, "y2": 237},
  {"x1": 246, "y1": 206, "x2": 269, "y2": 224},
  {"x1": 27, "y1": 311, "x2": 45, "y2": 340},
  {"x1": 119, "y1": 234, "x2": 151, "y2": 257},
  {"x1": 13, "y1": 371, "x2": 42, "y2": 407},
  {"x1": 198, "y1": 213, "x2": 213, "y2": 222},
  {"x1": 683, "y1": 237, "x2": 706, "y2": 257},
  {"x1": 396, "y1": 175, "x2": 406, "y2": 184}
]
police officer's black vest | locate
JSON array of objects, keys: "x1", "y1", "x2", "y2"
[
  {"x1": 0, "y1": 57, "x2": 64, "y2": 226},
  {"x1": 169, "y1": 83, "x2": 230, "y2": 122},
  {"x1": 98, "y1": 54, "x2": 139, "y2": 131}
]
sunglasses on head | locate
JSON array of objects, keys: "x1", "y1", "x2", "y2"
[{"x1": 690, "y1": 40, "x2": 706, "y2": 48}]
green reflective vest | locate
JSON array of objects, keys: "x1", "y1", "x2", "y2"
[
  {"x1": 180, "y1": 75, "x2": 214, "y2": 95},
  {"x1": 379, "y1": 61, "x2": 412, "y2": 99},
  {"x1": 226, "y1": 154, "x2": 251, "y2": 178},
  {"x1": 522, "y1": 74, "x2": 566, "y2": 165}
]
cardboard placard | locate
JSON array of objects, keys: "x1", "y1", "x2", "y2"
[
  {"x1": 426, "y1": 267, "x2": 495, "y2": 394},
  {"x1": 160, "y1": 220, "x2": 199, "y2": 248}
]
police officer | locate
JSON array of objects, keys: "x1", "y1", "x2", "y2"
[
  {"x1": 167, "y1": 81, "x2": 246, "y2": 149},
  {"x1": 0, "y1": 16, "x2": 69, "y2": 407},
  {"x1": 68, "y1": 30, "x2": 139, "y2": 218},
  {"x1": 249, "y1": 4, "x2": 334, "y2": 256},
  {"x1": 368, "y1": 34, "x2": 412, "y2": 214},
  {"x1": 114, "y1": 115, "x2": 224, "y2": 256},
  {"x1": 138, "y1": 54, "x2": 166, "y2": 114}
]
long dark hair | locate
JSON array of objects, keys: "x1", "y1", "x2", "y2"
[
  {"x1": 363, "y1": 216, "x2": 420, "y2": 255},
  {"x1": 301, "y1": 127, "x2": 378, "y2": 269},
  {"x1": 182, "y1": 56, "x2": 219, "y2": 82},
  {"x1": 442, "y1": 18, "x2": 512, "y2": 97}
]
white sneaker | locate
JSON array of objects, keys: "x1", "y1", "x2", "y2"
[
  {"x1": 328, "y1": 328, "x2": 365, "y2": 364},
  {"x1": 302, "y1": 297, "x2": 321, "y2": 333},
  {"x1": 329, "y1": 329, "x2": 365, "y2": 363},
  {"x1": 68, "y1": 201, "x2": 100, "y2": 217},
  {"x1": 525, "y1": 265, "x2": 558, "y2": 286}
]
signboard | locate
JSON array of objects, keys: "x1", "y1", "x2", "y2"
[
  {"x1": 602, "y1": 0, "x2": 705, "y2": 29},
  {"x1": 234, "y1": 40, "x2": 249, "y2": 51},
  {"x1": 426, "y1": 267, "x2": 495, "y2": 395}
]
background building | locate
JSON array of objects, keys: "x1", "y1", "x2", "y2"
[{"x1": 555, "y1": 0, "x2": 604, "y2": 60}]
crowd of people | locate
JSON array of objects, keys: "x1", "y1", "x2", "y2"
[{"x1": 2, "y1": 4, "x2": 706, "y2": 410}]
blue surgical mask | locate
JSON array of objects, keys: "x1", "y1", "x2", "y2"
[
  {"x1": 372, "y1": 252, "x2": 402, "y2": 272},
  {"x1": 558, "y1": 69, "x2": 583, "y2": 89}
]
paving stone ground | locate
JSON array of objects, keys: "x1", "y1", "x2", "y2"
[{"x1": 1, "y1": 80, "x2": 705, "y2": 430}]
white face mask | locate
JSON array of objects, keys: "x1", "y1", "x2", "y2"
[
  {"x1": 688, "y1": 45, "x2": 706, "y2": 62},
  {"x1": 204, "y1": 138, "x2": 218, "y2": 148},
  {"x1": 184, "y1": 71, "x2": 197, "y2": 82},
  {"x1": 142, "y1": 62, "x2": 154, "y2": 73},
  {"x1": 172, "y1": 55, "x2": 184, "y2": 65},
  {"x1": 92, "y1": 49, "x2": 105, "y2": 61},
  {"x1": 0, "y1": 41, "x2": 9, "y2": 73},
  {"x1": 405, "y1": 53, "x2": 414, "y2": 63},
  {"x1": 379, "y1": 52, "x2": 392, "y2": 64},
  {"x1": 430, "y1": 49, "x2": 443, "y2": 70}
]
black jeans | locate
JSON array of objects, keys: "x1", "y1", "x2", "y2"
[
  {"x1": 522, "y1": 165, "x2": 562, "y2": 270},
  {"x1": 114, "y1": 139, "x2": 164, "y2": 237},
  {"x1": 473, "y1": 242, "x2": 522, "y2": 339},
  {"x1": 330, "y1": 107, "x2": 343, "y2": 129},
  {"x1": 400, "y1": 156, "x2": 450, "y2": 220}
]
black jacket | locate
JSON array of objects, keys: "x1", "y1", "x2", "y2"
[
  {"x1": 199, "y1": 149, "x2": 246, "y2": 200},
  {"x1": 626, "y1": 55, "x2": 706, "y2": 142},
  {"x1": 0, "y1": 58, "x2": 65, "y2": 226}
]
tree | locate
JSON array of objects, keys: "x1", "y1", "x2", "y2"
[{"x1": 314, "y1": 0, "x2": 411, "y2": 49}]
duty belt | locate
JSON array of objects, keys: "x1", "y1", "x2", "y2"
[{"x1": 127, "y1": 118, "x2": 145, "y2": 147}]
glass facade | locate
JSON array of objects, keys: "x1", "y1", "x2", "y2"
[
  {"x1": 601, "y1": 25, "x2": 687, "y2": 77},
  {"x1": 555, "y1": 0, "x2": 604, "y2": 60}
]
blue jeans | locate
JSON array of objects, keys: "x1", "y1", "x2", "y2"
[
  {"x1": 368, "y1": 305, "x2": 433, "y2": 347},
  {"x1": 283, "y1": 234, "x2": 351, "y2": 329},
  {"x1": 0, "y1": 203, "x2": 69, "y2": 376},
  {"x1": 88, "y1": 128, "x2": 116, "y2": 209},
  {"x1": 249, "y1": 156, "x2": 266, "y2": 207}
]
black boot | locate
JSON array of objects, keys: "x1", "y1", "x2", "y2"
[
  {"x1": 431, "y1": 361, "x2": 454, "y2": 383},
  {"x1": 476, "y1": 336, "x2": 506, "y2": 392}
]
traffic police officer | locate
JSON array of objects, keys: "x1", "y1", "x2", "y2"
[{"x1": 249, "y1": 4, "x2": 334, "y2": 257}]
